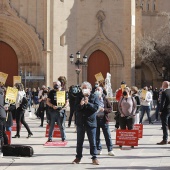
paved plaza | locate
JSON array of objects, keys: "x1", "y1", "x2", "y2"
[{"x1": 1, "y1": 110, "x2": 170, "y2": 170}]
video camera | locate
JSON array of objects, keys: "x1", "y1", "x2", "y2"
[{"x1": 71, "y1": 85, "x2": 81, "y2": 95}]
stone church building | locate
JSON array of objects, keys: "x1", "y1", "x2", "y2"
[{"x1": 0, "y1": 0, "x2": 169, "y2": 91}]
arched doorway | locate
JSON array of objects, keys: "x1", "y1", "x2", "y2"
[
  {"x1": 0, "y1": 41, "x2": 18, "y2": 87},
  {"x1": 87, "y1": 50, "x2": 110, "y2": 86}
]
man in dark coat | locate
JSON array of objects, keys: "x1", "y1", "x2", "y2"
[
  {"x1": 157, "y1": 81, "x2": 170, "y2": 145},
  {"x1": 72, "y1": 81, "x2": 99, "y2": 165}
]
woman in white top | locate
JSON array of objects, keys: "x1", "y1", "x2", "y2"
[{"x1": 13, "y1": 83, "x2": 33, "y2": 138}]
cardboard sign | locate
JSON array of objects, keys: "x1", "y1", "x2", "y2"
[
  {"x1": 116, "y1": 129, "x2": 138, "y2": 146},
  {"x1": 13, "y1": 76, "x2": 21, "y2": 86},
  {"x1": 141, "y1": 89, "x2": 147, "y2": 100},
  {"x1": 95, "y1": 72, "x2": 104, "y2": 82},
  {"x1": 57, "y1": 91, "x2": 65, "y2": 107},
  {"x1": 5, "y1": 131, "x2": 11, "y2": 144},
  {"x1": 45, "y1": 124, "x2": 61, "y2": 138},
  {"x1": 134, "y1": 124, "x2": 143, "y2": 138},
  {"x1": 5, "y1": 87, "x2": 18, "y2": 104},
  {"x1": 0, "y1": 72, "x2": 8, "y2": 85},
  {"x1": 44, "y1": 141, "x2": 68, "y2": 147}
]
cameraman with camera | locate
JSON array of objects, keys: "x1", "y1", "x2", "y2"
[
  {"x1": 47, "y1": 81, "x2": 68, "y2": 142},
  {"x1": 72, "y1": 81, "x2": 100, "y2": 165},
  {"x1": 68, "y1": 85, "x2": 81, "y2": 128}
]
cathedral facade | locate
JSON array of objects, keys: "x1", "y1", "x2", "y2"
[{"x1": 0, "y1": 0, "x2": 169, "y2": 90}]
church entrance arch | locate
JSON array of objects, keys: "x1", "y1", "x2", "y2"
[
  {"x1": 0, "y1": 41, "x2": 18, "y2": 86},
  {"x1": 87, "y1": 50, "x2": 110, "y2": 86}
]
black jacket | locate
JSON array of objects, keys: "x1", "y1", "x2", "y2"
[
  {"x1": 0, "y1": 88, "x2": 6, "y2": 119},
  {"x1": 75, "y1": 92, "x2": 99, "y2": 127},
  {"x1": 160, "y1": 88, "x2": 170, "y2": 113}
]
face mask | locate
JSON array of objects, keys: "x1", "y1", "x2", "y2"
[
  {"x1": 53, "y1": 84, "x2": 59, "y2": 90},
  {"x1": 123, "y1": 91, "x2": 127, "y2": 96},
  {"x1": 94, "y1": 91, "x2": 101, "y2": 97},
  {"x1": 82, "y1": 89, "x2": 90, "y2": 95},
  {"x1": 95, "y1": 84, "x2": 99, "y2": 88}
]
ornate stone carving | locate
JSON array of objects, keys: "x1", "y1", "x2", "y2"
[{"x1": 105, "y1": 73, "x2": 113, "y2": 98}]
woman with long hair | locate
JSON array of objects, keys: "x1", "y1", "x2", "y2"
[{"x1": 13, "y1": 83, "x2": 33, "y2": 138}]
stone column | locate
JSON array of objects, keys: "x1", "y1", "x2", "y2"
[
  {"x1": 131, "y1": 0, "x2": 136, "y2": 86},
  {"x1": 43, "y1": 0, "x2": 52, "y2": 87},
  {"x1": 135, "y1": 3, "x2": 143, "y2": 88}
]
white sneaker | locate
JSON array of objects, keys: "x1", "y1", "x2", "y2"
[
  {"x1": 108, "y1": 151, "x2": 115, "y2": 156},
  {"x1": 97, "y1": 150, "x2": 102, "y2": 155}
]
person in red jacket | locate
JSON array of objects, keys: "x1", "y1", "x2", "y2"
[{"x1": 114, "y1": 81, "x2": 126, "y2": 129}]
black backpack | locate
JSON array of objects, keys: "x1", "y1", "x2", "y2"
[{"x1": 20, "y1": 97, "x2": 28, "y2": 110}]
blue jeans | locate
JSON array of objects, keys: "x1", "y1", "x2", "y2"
[
  {"x1": 140, "y1": 105, "x2": 152, "y2": 123},
  {"x1": 96, "y1": 118, "x2": 113, "y2": 152},
  {"x1": 160, "y1": 111, "x2": 170, "y2": 141},
  {"x1": 48, "y1": 109, "x2": 66, "y2": 141},
  {"x1": 76, "y1": 126, "x2": 97, "y2": 160}
]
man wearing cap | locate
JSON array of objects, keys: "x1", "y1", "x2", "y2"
[{"x1": 46, "y1": 81, "x2": 68, "y2": 142}]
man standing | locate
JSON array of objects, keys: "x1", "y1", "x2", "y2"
[
  {"x1": 157, "y1": 81, "x2": 170, "y2": 145},
  {"x1": 72, "y1": 81, "x2": 99, "y2": 165},
  {"x1": 139, "y1": 86, "x2": 153, "y2": 124},
  {"x1": 47, "y1": 81, "x2": 68, "y2": 142}
]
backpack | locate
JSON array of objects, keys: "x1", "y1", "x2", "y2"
[{"x1": 20, "y1": 97, "x2": 28, "y2": 110}]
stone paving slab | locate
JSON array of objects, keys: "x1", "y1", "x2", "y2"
[{"x1": 1, "y1": 110, "x2": 170, "y2": 170}]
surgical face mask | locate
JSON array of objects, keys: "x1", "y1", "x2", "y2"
[
  {"x1": 82, "y1": 89, "x2": 90, "y2": 95},
  {"x1": 94, "y1": 91, "x2": 101, "y2": 97},
  {"x1": 95, "y1": 84, "x2": 99, "y2": 88},
  {"x1": 123, "y1": 91, "x2": 127, "y2": 96}
]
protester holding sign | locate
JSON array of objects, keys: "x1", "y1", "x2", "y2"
[
  {"x1": 118, "y1": 87, "x2": 137, "y2": 148},
  {"x1": 13, "y1": 83, "x2": 33, "y2": 138},
  {"x1": 95, "y1": 86, "x2": 114, "y2": 156},
  {"x1": 46, "y1": 80, "x2": 68, "y2": 142}
]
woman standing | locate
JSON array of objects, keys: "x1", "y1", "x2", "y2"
[
  {"x1": 118, "y1": 87, "x2": 137, "y2": 148},
  {"x1": 95, "y1": 86, "x2": 114, "y2": 156},
  {"x1": 13, "y1": 83, "x2": 33, "y2": 138},
  {"x1": 38, "y1": 88, "x2": 48, "y2": 127}
]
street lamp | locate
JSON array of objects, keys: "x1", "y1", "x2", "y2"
[{"x1": 69, "y1": 51, "x2": 88, "y2": 85}]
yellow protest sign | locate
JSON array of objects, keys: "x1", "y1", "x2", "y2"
[
  {"x1": 5, "y1": 86, "x2": 18, "y2": 104},
  {"x1": 95, "y1": 72, "x2": 104, "y2": 82},
  {"x1": 13, "y1": 76, "x2": 21, "y2": 86},
  {"x1": 0, "y1": 72, "x2": 8, "y2": 85},
  {"x1": 57, "y1": 91, "x2": 65, "y2": 107},
  {"x1": 121, "y1": 84, "x2": 126, "y2": 91},
  {"x1": 141, "y1": 89, "x2": 147, "y2": 100}
]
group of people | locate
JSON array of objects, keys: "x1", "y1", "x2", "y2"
[{"x1": 1, "y1": 78, "x2": 170, "y2": 165}]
